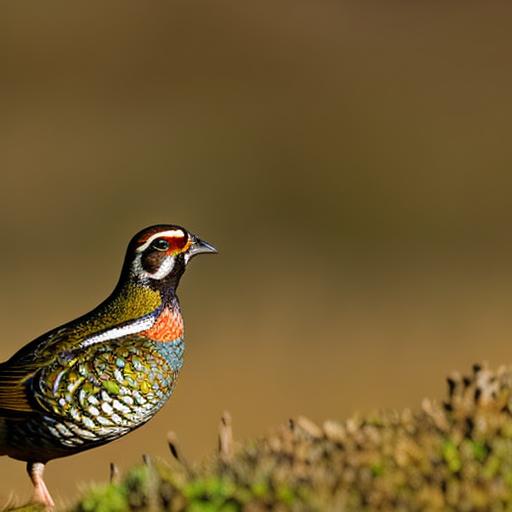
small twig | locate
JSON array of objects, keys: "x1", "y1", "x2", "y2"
[
  {"x1": 296, "y1": 416, "x2": 323, "y2": 438},
  {"x1": 166, "y1": 431, "x2": 186, "y2": 464},
  {"x1": 218, "y1": 410, "x2": 233, "y2": 463},
  {"x1": 1, "y1": 491, "x2": 18, "y2": 511},
  {"x1": 141, "y1": 454, "x2": 159, "y2": 512},
  {"x1": 167, "y1": 431, "x2": 180, "y2": 461},
  {"x1": 109, "y1": 462, "x2": 120, "y2": 484}
]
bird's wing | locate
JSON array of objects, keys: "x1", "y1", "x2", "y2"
[
  {"x1": 0, "y1": 360, "x2": 39, "y2": 414},
  {"x1": 0, "y1": 327, "x2": 74, "y2": 415},
  {"x1": 28, "y1": 336, "x2": 177, "y2": 435},
  {"x1": 0, "y1": 326, "x2": 178, "y2": 421}
]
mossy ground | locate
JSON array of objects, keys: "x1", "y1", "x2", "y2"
[{"x1": 11, "y1": 363, "x2": 512, "y2": 511}]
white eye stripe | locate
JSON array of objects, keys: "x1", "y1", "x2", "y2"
[{"x1": 136, "y1": 229, "x2": 186, "y2": 253}]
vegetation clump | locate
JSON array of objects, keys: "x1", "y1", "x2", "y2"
[{"x1": 67, "y1": 364, "x2": 512, "y2": 510}]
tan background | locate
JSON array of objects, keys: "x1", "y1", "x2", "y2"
[{"x1": 2, "y1": 1, "x2": 512, "y2": 506}]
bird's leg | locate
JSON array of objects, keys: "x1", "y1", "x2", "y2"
[{"x1": 27, "y1": 461, "x2": 55, "y2": 508}]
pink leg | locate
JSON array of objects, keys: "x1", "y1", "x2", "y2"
[{"x1": 27, "y1": 462, "x2": 55, "y2": 509}]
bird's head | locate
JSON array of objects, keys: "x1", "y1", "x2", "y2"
[{"x1": 123, "y1": 224, "x2": 217, "y2": 290}]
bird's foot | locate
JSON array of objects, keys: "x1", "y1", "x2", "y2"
[
  {"x1": 27, "y1": 462, "x2": 55, "y2": 509},
  {"x1": 31, "y1": 481, "x2": 55, "y2": 509}
]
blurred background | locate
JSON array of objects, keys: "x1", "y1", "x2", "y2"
[{"x1": 2, "y1": 0, "x2": 512, "y2": 505}]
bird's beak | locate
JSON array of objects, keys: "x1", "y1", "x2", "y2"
[{"x1": 186, "y1": 236, "x2": 218, "y2": 259}]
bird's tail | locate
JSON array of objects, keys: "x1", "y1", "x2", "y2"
[{"x1": 0, "y1": 417, "x2": 8, "y2": 455}]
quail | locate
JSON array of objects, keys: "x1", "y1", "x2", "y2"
[{"x1": 0, "y1": 224, "x2": 216, "y2": 507}]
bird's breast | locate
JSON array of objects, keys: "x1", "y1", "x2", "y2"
[
  {"x1": 142, "y1": 307, "x2": 183, "y2": 342},
  {"x1": 20, "y1": 338, "x2": 184, "y2": 458}
]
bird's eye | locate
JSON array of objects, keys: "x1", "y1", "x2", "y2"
[{"x1": 151, "y1": 238, "x2": 170, "y2": 251}]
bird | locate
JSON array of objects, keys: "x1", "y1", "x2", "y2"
[{"x1": 0, "y1": 224, "x2": 217, "y2": 508}]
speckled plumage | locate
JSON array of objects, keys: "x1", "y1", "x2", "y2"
[{"x1": 0, "y1": 224, "x2": 216, "y2": 507}]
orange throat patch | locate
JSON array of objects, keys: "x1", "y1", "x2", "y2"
[{"x1": 142, "y1": 307, "x2": 184, "y2": 342}]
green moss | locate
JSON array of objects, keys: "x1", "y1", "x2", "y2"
[
  {"x1": 184, "y1": 477, "x2": 232, "y2": 501},
  {"x1": 442, "y1": 439, "x2": 461, "y2": 473},
  {"x1": 8, "y1": 505, "x2": 45, "y2": 512},
  {"x1": 75, "y1": 483, "x2": 128, "y2": 512},
  {"x1": 469, "y1": 440, "x2": 488, "y2": 462},
  {"x1": 60, "y1": 364, "x2": 512, "y2": 510},
  {"x1": 275, "y1": 485, "x2": 296, "y2": 505},
  {"x1": 250, "y1": 480, "x2": 269, "y2": 498},
  {"x1": 370, "y1": 461, "x2": 384, "y2": 477}
]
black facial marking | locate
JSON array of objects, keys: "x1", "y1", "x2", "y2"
[
  {"x1": 144, "y1": 252, "x2": 186, "y2": 295},
  {"x1": 141, "y1": 250, "x2": 167, "y2": 274}
]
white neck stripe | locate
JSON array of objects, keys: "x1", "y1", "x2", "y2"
[{"x1": 80, "y1": 316, "x2": 155, "y2": 348}]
